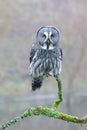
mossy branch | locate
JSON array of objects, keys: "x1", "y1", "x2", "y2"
[
  {"x1": 53, "y1": 75, "x2": 63, "y2": 108},
  {"x1": 0, "y1": 76, "x2": 87, "y2": 130},
  {"x1": 0, "y1": 106, "x2": 87, "y2": 130}
]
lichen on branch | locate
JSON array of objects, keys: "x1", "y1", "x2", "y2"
[{"x1": 0, "y1": 76, "x2": 87, "y2": 130}]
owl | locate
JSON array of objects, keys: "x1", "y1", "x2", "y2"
[{"x1": 29, "y1": 26, "x2": 63, "y2": 91}]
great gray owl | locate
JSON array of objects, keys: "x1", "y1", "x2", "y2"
[{"x1": 29, "y1": 26, "x2": 63, "y2": 91}]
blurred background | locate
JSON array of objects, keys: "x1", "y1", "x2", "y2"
[{"x1": 0, "y1": 0, "x2": 87, "y2": 130}]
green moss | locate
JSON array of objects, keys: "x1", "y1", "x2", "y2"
[{"x1": 0, "y1": 77, "x2": 87, "y2": 130}]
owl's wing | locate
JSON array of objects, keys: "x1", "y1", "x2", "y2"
[
  {"x1": 29, "y1": 48, "x2": 36, "y2": 63},
  {"x1": 59, "y1": 48, "x2": 63, "y2": 61},
  {"x1": 29, "y1": 43, "x2": 37, "y2": 63}
]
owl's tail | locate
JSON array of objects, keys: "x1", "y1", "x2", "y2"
[{"x1": 32, "y1": 77, "x2": 43, "y2": 91}]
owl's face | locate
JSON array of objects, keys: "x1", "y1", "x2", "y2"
[{"x1": 36, "y1": 27, "x2": 59, "y2": 50}]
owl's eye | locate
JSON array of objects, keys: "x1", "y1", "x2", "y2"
[
  {"x1": 42, "y1": 34, "x2": 46, "y2": 38},
  {"x1": 51, "y1": 34, "x2": 55, "y2": 37}
]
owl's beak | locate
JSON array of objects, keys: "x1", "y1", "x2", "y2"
[
  {"x1": 47, "y1": 39, "x2": 51, "y2": 44},
  {"x1": 46, "y1": 39, "x2": 51, "y2": 49}
]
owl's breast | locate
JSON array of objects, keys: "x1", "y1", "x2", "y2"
[
  {"x1": 29, "y1": 49, "x2": 61, "y2": 77},
  {"x1": 42, "y1": 51, "x2": 59, "y2": 74}
]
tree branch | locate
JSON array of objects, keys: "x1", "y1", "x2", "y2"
[
  {"x1": 0, "y1": 76, "x2": 87, "y2": 130},
  {"x1": 53, "y1": 75, "x2": 63, "y2": 108},
  {"x1": 0, "y1": 106, "x2": 87, "y2": 130}
]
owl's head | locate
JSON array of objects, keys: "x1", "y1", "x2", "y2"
[{"x1": 36, "y1": 26, "x2": 59, "y2": 50}]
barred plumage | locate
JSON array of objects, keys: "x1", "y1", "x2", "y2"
[
  {"x1": 29, "y1": 27, "x2": 63, "y2": 91},
  {"x1": 32, "y1": 77, "x2": 43, "y2": 91},
  {"x1": 29, "y1": 48, "x2": 62, "y2": 77}
]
